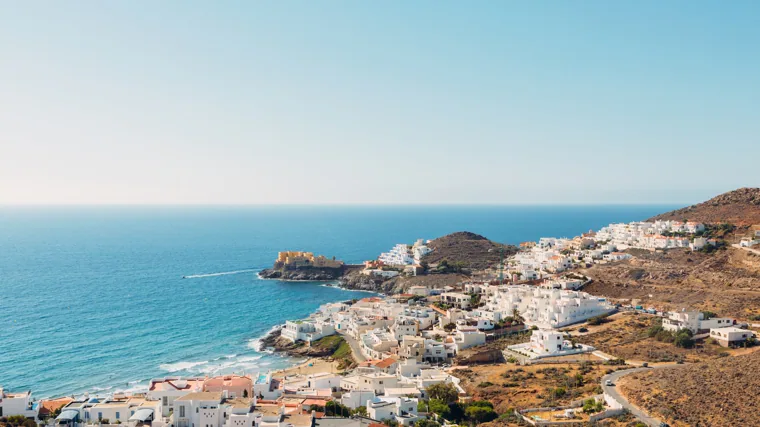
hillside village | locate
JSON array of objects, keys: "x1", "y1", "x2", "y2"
[{"x1": 3, "y1": 189, "x2": 760, "y2": 427}]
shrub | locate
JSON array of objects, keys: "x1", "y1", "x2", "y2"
[
  {"x1": 582, "y1": 398, "x2": 603, "y2": 414},
  {"x1": 478, "y1": 381, "x2": 494, "y2": 388},
  {"x1": 465, "y1": 406, "x2": 497, "y2": 423},
  {"x1": 587, "y1": 315, "x2": 608, "y2": 326},
  {"x1": 578, "y1": 327, "x2": 588, "y2": 333}
]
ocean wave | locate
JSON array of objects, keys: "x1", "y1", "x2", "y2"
[
  {"x1": 159, "y1": 360, "x2": 209, "y2": 372},
  {"x1": 183, "y1": 269, "x2": 258, "y2": 279}
]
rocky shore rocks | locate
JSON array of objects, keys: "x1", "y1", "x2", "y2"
[{"x1": 259, "y1": 267, "x2": 344, "y2": 281}]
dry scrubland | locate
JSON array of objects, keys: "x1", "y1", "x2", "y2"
[
  {"x1": 582, "y1": 247, "x2": 760, "y2": 315},
  {"x1": 619, "y1": 351, "x2": 760, "y2": 427}
]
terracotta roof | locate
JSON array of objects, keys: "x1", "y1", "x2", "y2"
[
  {"x1": 39, "y1": 398, "x2": 74, "y2": 416},
  {"x1": 372, "y1": 358, "x2": 398, "y2": 369}
]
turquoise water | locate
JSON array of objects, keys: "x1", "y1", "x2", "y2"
[{"x1": 0, "y1": 205, "x2": 673, "y2": 398}]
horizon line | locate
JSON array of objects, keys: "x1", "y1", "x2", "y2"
[{"x1": 0, "y1": 201, "x2": 686, "y2": 207}]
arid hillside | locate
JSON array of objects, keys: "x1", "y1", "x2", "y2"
[
  {"x1": 581, "y1": 247, "x2": 760, "y2": 316},
  {"x1": 619, "y1": 350, "x2": 760, "y2": 427},
  {"x1": 424, "y1": 231, "x2": 517, "y2": 270},
  {"x1": 648, "y1": 187, "x2": 760, "y2": 226}
]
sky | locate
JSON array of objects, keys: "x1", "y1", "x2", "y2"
[{"x1": 1, "y1": 1, "x2": 758, "y2": 205}]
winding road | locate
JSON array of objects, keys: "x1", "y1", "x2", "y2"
[
  {"x1": 338, "y1": 331, "x2": 367, "y2": 362},
  {"x1": 602, "y1": 365, "x2": 679, "y2": 427}
]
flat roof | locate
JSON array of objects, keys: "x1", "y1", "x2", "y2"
[{"x1": 175, "y1": 392, "x2": 223, "y2": 401}]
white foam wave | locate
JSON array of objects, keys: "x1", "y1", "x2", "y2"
[
  {"x1": 159, "y1": 360, "x2": 209, "y2": 372},
  {"x1": 183, "y1": 269, "x2": 257, "y2": 279}
]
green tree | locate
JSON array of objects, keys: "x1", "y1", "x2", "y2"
[
  {"x1": 427, "y1": 399, "x2": 450, "y2": 418},
  {"x1": 443, "y1": 323, "x2": 457, "y2": 332},
  {"x1": 582, "y1": 398, "x2": 603, "y2": 414},
  {"x1": 352, "y1": 406, "x2": 367, "y2": 417},
  {"x1": 426, "y1": 382, "x2": 459, "y2": 404}
]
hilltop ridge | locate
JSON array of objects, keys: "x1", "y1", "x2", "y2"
[
  {"x1": 648, "y1": 187, "x2": 760, "y2": 226},
  {"x1": 423, "y1": 231, "x2": 518, "y2": 270}
]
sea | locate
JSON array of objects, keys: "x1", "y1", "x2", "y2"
[{"x1": 0, "y1": 205, "x2": 674, "y2": 398}]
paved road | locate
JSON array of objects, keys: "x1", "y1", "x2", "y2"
[
  {"x1": 602, "y1": 365, "x2": 678, "y2": 427},
  {"x1": 338, "y1": 331, "x2": 367, "y2": 362}
]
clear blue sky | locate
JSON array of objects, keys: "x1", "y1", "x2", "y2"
[{"x1": 1, "y1": 1, "x2": 758, "y2": 204}]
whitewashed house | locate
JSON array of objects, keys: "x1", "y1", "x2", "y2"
[
  {"x1": 0, "y1": 387, "x2": 36, "y2": 418},
  {"x1": 453, "y1": 326, "x2": 486, "y2": 351},
  {"x1": 440, "y1": 292, "x2": 472, "y2": 309},
  {"x1": 390, "y1": 318, "x2": 419, "y2": 341},
  {"x1": 173, "y1": 391, "x2": 224, "y2": 427},
  {"x1": 710, "y1": 327, "x2": 755, "y2": 347},
  {"x1": 663, "y1": 310, "x2": 736, "y2": 334},
  {"x1": 360, "y1": 329, "x2": 398, "y2": 360},
  {"x1": 281, "y1": 320, "x2": 336, "y2": 343}
]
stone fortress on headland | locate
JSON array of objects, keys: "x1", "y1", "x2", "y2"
[{"x1": 273, "y1": 251, "x2": 344, "y2": 270}]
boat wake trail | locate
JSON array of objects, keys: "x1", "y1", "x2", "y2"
[{"x1": 183, "y1": 269, "x2": 258, "y2": 279}]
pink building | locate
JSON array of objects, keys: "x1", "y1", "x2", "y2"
[{"x1": 204, "y1": 375, "x2": 253, "y2": 399}]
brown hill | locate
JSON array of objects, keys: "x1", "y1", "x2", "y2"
[
  {"x1": 581, "y1": 247, "x2": 760, "y2": 316},
  {"x1": 648, "y1": 187, "x2": 760, "y2": 226},
  {"x1": 619, "y1": 350, "x2": 760, "y2": 426},
  {"x1": 423, "y1": 231, "x2": 517, "y2": 270}
]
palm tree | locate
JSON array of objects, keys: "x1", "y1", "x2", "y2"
[{"x1": 512, "y1": 308, "x2": 524, "y2": 325}]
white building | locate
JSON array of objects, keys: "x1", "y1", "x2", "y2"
[
  {"x1": 485, "y1": 285, "x2": 615, "y2": 328},
  {"x1": 507, "y1": 329, "x2": 594, "y2": 359},
  {"x1": 379, "y1": 244, "x2": 414, "y2": 266},
  {"x1": 663, "y1": 310, "x2": 736, "y2": 334},
  {"x1": 340, "y1": 390, "x2": 376, "y2": 409},
  {"x1": 281, "y1": 320, "x2": 336, "y2": 343},
  {"x1": 340, "y1": 372, "x2": 399, "y2": 395},
  {"x1": 0, "y1": 387, "x2": 36, "y2": 418},
  {"x1": 710, "y1": 327, "x2": 755, "y2": 347},
  {"x1": 603, "y1": 252, "x2": 632, "y2": 262},
  {"x1": 173, "y1": 392, "x2": 224, "y2": 427},
  {"x1": 390, "y1": 318, "x2": 419, "y2": 341},
  {"x1": 440, "y1": 292, "x2": 472, "y2": 309},
  {"x1": 360, "y1": 329, "x2": 398, "y2": 360},
  {"x1": 453, "y1": 326, "x2": 486, "y2": 351},
  {"x1": 366, "y1": 397, "x2": 419, "y2": 426}
]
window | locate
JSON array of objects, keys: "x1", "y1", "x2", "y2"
[
  {"x1": 180, "y1": 406, "x2": 186, "y2": 418},
  {"x1": 116, "y1": 412, "x2": 120, "y2": 419},
  {"x1": 98, "y1": 412, "x2": 103, "y2": 421},
  {"x1": 163, "y1": 397, "x2": 168, "y2": 406}
]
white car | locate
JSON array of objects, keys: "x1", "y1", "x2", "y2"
[{"x1": 605, "y1": 380, "x2": 614, "y2": 386}]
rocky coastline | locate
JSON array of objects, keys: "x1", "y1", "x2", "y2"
[{"x1": 258, "y1": 266, "x2": 344, "y2": 281}]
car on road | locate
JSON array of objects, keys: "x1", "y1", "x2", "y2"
[{"x1": 605, "y1": 379, "x2": 614, "y2": 386}]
